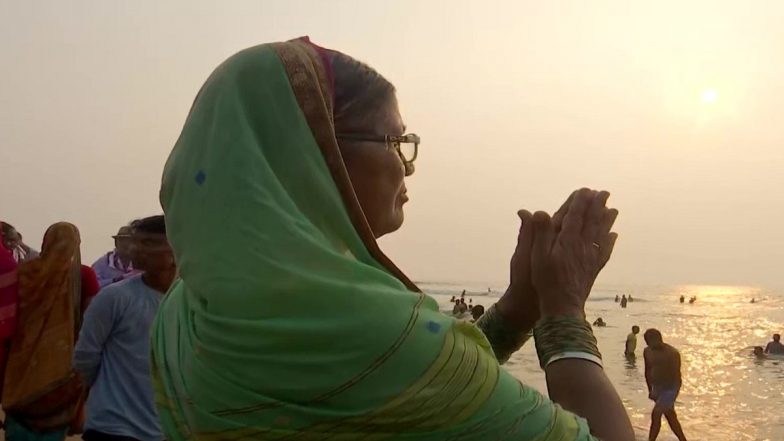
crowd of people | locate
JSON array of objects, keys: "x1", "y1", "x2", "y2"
[
  {"x1": 614, "y1": 294, "x2": 633, "y2": 308},
  {"x1": 2, "y1": 38, "x2": 641, "y2": 441},
  {"x1": 10, "y1": 36, "x2": 781, "y2": 441},
  {"x1": 0, "y1": 217, "x2": 172, "y2": 441}
]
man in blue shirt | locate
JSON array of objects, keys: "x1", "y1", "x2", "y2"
[{"x1": 74, "y1": 215, "x2": 175, "y2": 441}]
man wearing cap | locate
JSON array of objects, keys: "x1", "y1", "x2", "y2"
[{"x1": 91, "y1": 224, "x2": 137, "y2": 288}]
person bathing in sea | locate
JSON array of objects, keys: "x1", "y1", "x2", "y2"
[
  {"x1": 625, "y1": 326, "x2": 640, "y2": 357},
  {"x1": 470, "y1": 304, "x2": 485, "y2": 323},
  {"x1": 644, "y1": 329, "x2": 688, "y2": 441},
  {"x1": 592, "y1": 317, "x2": 606, "y2": 327},
  {"x1": 764, "y1": 333, "x2": 784, "y2": 355}
]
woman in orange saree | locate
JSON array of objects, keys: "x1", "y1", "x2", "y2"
[{"x1": 2, "y1": 222, "x2": 87, "y2": 441}]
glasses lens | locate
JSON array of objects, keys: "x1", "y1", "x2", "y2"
[{"x1": 397, "y1": 141, "x2": 417, "y2": 163}]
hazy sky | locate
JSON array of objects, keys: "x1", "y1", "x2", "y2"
[{"x1": 2, "y1": 1, "x2": 783, "y2": 289}]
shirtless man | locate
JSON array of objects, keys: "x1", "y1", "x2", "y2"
[
  {"x1": 644, "y1": 328, "x2": 688, "y2": 441},
  {"x1": 764, "y1": 333, "x2": 784, "y2": 355}
]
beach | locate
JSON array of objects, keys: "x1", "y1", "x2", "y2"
[{"x1": 427, "y1": 283, "x2": 784, "y2": 441}]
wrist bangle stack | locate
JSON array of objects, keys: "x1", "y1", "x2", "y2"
[
  {"x1": 534, "y1": 315, "x2": 602, "y2": 369},
  {"x1": 475, "y1": 304, "x2": 532, "y2": 364}
]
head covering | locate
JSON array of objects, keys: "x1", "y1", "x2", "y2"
[
  {"x1": 2, "y1": 222, "x2": 84, "y2": 432},
  {"x1": 0, "y1": 222, "x2": 19, "y2": 339},
  {"x1": 152, "y1": 38, "x2": 594, "y2": 440}
]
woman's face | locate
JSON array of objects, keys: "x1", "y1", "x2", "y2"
[{"x1": 339, "y1": 96, "x2": 409, "y2": 238}]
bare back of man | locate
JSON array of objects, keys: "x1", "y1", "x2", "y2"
[{"x1": 644, "y1": 329, "x2": 688, "y2": 441}]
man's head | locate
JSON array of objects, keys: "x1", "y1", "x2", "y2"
[
  {"x1": 471, "y1": 305, "x2": 485, "y2": 321},
  {"x1": 644, "y1": 328, "x2": 664, "y2": 348},
  {"x1": 753, "y1": 346, "x2": 764, "y2": 357},
  {"x1": 131, "y1": 216, "x2": 174, "y2": 274},
  {"x1": 113, "y1": 225, "x2": 134, "y2": 260},
  {"x1": 774, "y1": 334, "x2": 781, "y2": 343},
  {"x1": 632, "y1": 325, "x2": 640, "y2": 334}
]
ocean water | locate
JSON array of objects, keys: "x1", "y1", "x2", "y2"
[{"x1": 422, "y1": 282, "x2": 784, "y2": 441}]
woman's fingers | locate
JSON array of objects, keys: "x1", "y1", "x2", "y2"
[
  {"x1": 597, "y1": 208, "x2": 619, "y2": 239},
  {"x1": 552, "y1": 190, "x2": 578, "y2": 232},
  {"x1": 531, "y1": 211, "x2": 555, "y2": 262},
  {"x1": 514, "y1": 210, "x2": 535, "y2": 272},
  {"x1": 597, "y1": 232, "x2": 618, "y2": 273},
  {"x1": 517, "y1": 210, "x2": 534, "y2": 247},
  {"x1": 582, "y1": 191, "x2": 610, "y2": 240},
  {"x1": 561, "y1": 188, "x2": 595, "y2": 237}
]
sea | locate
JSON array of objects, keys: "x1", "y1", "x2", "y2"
[{"x1": 421, "y1": 282, "x2": 784, "y2": 441}]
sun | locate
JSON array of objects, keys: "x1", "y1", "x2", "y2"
[{"x1": 701, "y1": 88, "x2": 719, "y2": 104}]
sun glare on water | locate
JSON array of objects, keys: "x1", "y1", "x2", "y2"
[{"x1": 701, "y1": 88, "x2": 719, "y2": 104}]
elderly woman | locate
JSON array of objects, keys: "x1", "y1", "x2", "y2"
[{"x1": 152, "y1": 38, "x2": 634, "y2": 441}]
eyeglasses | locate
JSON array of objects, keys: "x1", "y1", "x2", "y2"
[{"x1": 336, "y1": 133, "x2": 420, "y2": 166}]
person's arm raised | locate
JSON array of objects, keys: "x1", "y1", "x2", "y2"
[{"x1": 530, "y1": 189, "x2": 634, "y2": 441}]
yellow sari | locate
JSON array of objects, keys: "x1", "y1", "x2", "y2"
[{"x1": 2, "y1": 222, "x2": 84, "y2": 433}]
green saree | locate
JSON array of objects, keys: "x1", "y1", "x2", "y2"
[{"x1": 152, "y1": 38, "x2": 597, "y2": 440}]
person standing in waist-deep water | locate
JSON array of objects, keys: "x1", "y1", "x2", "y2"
[
  {"x1": 2, "y1": 222, "x2": 98, "y2": 441},
  {"x1": 644, "y1": 329, "x2": 688, "y2": 441},
  {"x1": 470, "y1": 304, "x2": 485, "y2": 323},
  {"x1": 150, "y1": 38, "x2": 633, "y2": 440},
  {"x1": 74, "y1": 216, "x2": 174, "y2": 441},
  {"x1": 91, "y1": 224, "x2": 137, "y2": 288},
  {"x1": 620, "y1": 294, "x2": 628, "y2": 308},
  {"x1": 764, "y1": 333, "x2": 784, "y2": 355},
  {"x1": 625, "y1": 326, "x2": 640, "y2": 357}
]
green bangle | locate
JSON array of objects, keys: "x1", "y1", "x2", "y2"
[
  {"x1": 475, "y1": 304, "x2": 532, "y2": 364},
  {"x1": 533, "y1": 316, "x2": 601, "y2": 370}
]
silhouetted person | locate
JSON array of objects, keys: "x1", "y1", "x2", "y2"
[
  {"x1": 470, "y1": 305, "x2": 485, "y2": 323},
  {"x1": 615, "y1": 295, "x2": 620, "y2": 303},
  {"x1": 626, "y1": 326, "x2": 640, "y2": 357},
  {"x1": 688, "y1": 296, "x2": 696, "y2": 304},
  {"x1": 628, "y1": 295, "x2": 634, "y2": 302},
  {"x1": 592, "y1": 317, "x2": 607, "y2": 327},
  {"x1": 644, "y1": 329, "x2": 688, "y2": 441},
  {"x1": 753, "y1": 346, "x2": 765, "y2": 359},
  {"x1": 620, "y1": 295, "x2": 628, "y2": 308},
  {"x1": 679, "y1": 295, "x2": 685, "y2": 304},
  {"x1": 765, "y1": 334, "x2": 784, "y2": 355}
]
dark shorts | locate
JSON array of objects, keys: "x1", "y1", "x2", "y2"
[
  {"x1": 652, "y1": 385, "x2": 680, "y2": 409},
  {"x1": 82, "y1": 430, "x2": 141, "y2": 441}
]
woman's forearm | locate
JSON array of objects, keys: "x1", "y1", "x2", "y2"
[
  {"x1": 475, "y1": 297, "x2": 537, "y2": 363},
  {"x1": 545, "y1": 360, "x2": 635, "y2": 441}
]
